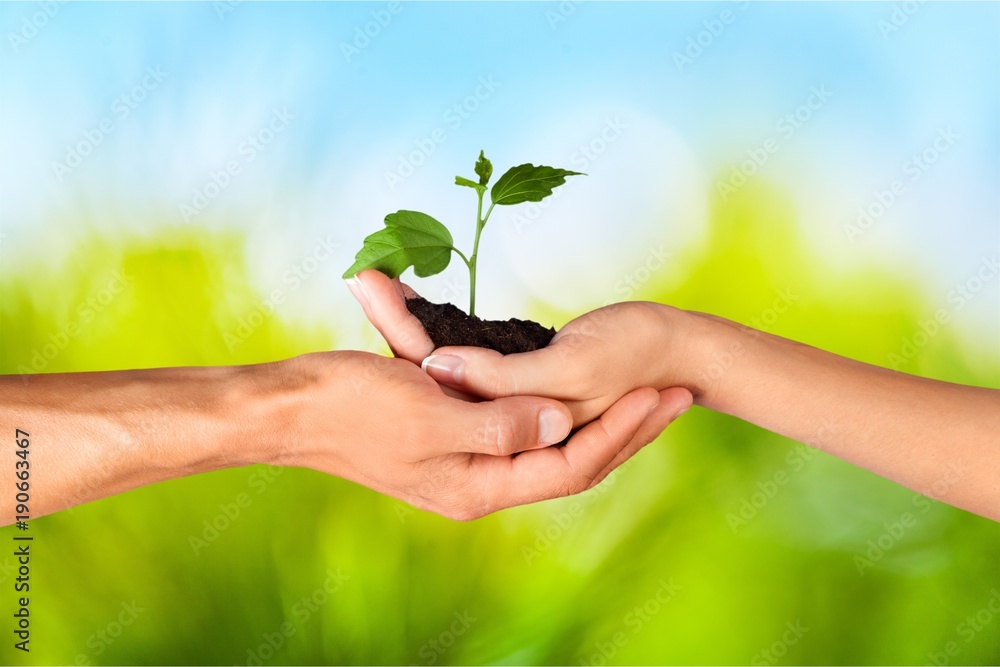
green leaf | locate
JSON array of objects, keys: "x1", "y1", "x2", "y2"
[
  {"x1": 474, "y1": 150, "x2": 493, "y2": 186},
  {"x1": 490, "y1": 164, "x2": 583, "y2": 206},
  {"x1": 454, "y1": 175, "x2": 483, "y2": 191},
  {"x1": 342, "y1": 210, "x2": 454, "y2": 279}
]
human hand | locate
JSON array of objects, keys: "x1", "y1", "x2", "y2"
[
  {"x1": 344, "y1": 272, "x2": 1000, "y2": 525},
  {"x1": 345, "y1": 269, "x2": 698, "y2": 426},
  {"x1": 266, "y1": 350, "x2": 690, "y2": 520},
  {"x1": 345, "y1": 269, "x2": 437, "y2": 362}
]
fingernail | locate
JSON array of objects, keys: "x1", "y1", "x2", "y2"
[
  {"x1": 345, "y1": 275, "x2": 370, "y2": 306},
  {"x1": 421, "y1": 354, "x2": 464, "y2": 384},
  {"x1": 538, "y1": 408, "x2": 571, "y2": 445}
]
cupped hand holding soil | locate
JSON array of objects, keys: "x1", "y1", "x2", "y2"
[
  {"x1": 347, "y1": 269, "x2": 1000, "y2": 523},
  {"x1": 345, "y1": 269, "x2": 695, "y2": 428}
]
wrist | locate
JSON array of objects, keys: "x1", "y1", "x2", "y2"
[
  {"x1": 238, "y1": 351, "x2": 359, "y2": 473},
  {"x1": 228, "y1": 357, "x2": 309, "y2": 470},
  {"x1": 648, "y1": 304, "x2": 739, "y2": 402},
  {"x1": 146, "y1": 365, "x2": 274, "y2": 473}
]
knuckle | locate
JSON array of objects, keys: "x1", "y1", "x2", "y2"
[
  {"x1": 481, "y1": 367, "x2": 515, "y2": 398},
  {"x1": 559, "y1": 473, "x2": 593, "y2": 498},
  {"x1": 476, "y1": 409, "x2": 520, "y2": 456}
]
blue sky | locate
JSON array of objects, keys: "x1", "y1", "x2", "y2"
[{"x1": 1, "y1": 1, "x2": 997, "y2": 336}]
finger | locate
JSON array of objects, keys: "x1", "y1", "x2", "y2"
[
  {"x1": 556, "y1": 387, "x2": 662, "y2": 483},
  {"x1": 435, "y1": 395, "x2": 574, "y2": 457},
  {"x1": 344, "y1": 272, "x2": 477, "y2": 401},
  {"x1": 395, "y1": 278, "x2": 422, "y2": 301},
  {"x1": 471, "y1": 388, "x2": 661, "y2": 512},
  {"x1": 588, "y1": 386, "x2": 692, "y2": 488},
  {"x1": 429, "y1": 377, "x2": 484, "y2": 403},
  {"x1": 421, "y1": 342, "x2": 578, "y2": 400},
  {"x1": 346, "y1": 269, "x2": 434, "y2": 363},
  {"x1": 439, "y1": 385, "x2": 481, "y2": 402}
]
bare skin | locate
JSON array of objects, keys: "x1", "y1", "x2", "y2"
[
  {"x1": 348, "y1": 269, "x2": 1000, "y2": 522},
  {"x1": 0, "y1": 350, "x2": 692, "y2": 525}
]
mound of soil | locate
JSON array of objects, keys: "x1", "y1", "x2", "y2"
[{"x1": 406, "y1": 295, "x2": 555, "y2": 355}]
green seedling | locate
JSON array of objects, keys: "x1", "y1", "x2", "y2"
[{"x1": 343, "y1": 150, "x2": 582, "y2": 317}]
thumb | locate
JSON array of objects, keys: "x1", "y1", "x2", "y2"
[
  {"x1": 421, "y1": 343, "x2": 574, "y2": 400},
  {"x1": 347, "y1": 269, "x2": 434, "y2": 363},
  {"x1": 446, "y1": 395, "x2": 574, "y2": 456}
]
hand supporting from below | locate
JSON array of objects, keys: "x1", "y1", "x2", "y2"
[
  {"x1": 275, "y1": 351, "x2": 690, "y2": 519},
  {"x1": 0, "y1": 349, "x2": 692, "y2": 524},
  {"x1": 347, "y1": 269, "x2": 1000, "y2": 522}
]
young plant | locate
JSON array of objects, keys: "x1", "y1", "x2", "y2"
[{"x1": 343, "y1": 151, "x2": 582, "y2": 317}]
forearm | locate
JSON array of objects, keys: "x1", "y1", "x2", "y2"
[
  {"x1": 0, "y1": 364, "x2": 283, "y2": 524},
  {"x1": 669, "y1": 308, "x2": 1000, "y2": 520}
]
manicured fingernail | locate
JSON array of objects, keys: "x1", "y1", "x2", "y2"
[
  {"x1": 345, "y1": 275, "x2": 370, "y2": 306},
  {"x1": 538, "y1": 408, "x2": 571, "y2": 445},
  {"x1": 421, "y1": 354, "x2": 464, "y2": 384}
]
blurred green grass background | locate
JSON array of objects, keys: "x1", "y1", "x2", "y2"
[{"x1": 1, "y1": 180, "x2": 998, "y2": 665}]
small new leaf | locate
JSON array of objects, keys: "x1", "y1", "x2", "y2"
[
  {"x1": 490, "y1": 164, "x2": 583, "y2": 206},
  {"x1": 342, "y1": 210, "x2": 454, "y2": 279},
  {"x1": 454, "y1": 175, "x2": 483, "y2": 191},
  {"x1": 474, "y1": 150, "x2": 493, "y2": 186}
]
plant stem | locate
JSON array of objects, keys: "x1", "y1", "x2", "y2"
[
  {"x1": 452, "y1": 247, "x2": 471, "y2": 268},
  {"x1": 468, "y1": 189, "x2": 486, "y2": 317}
]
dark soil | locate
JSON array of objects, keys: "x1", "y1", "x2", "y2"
[{"x1": 406, "y1": 295, "x2": 555, "y2": 355}]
